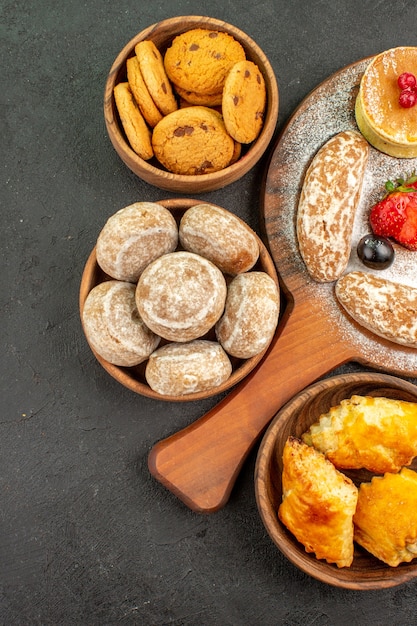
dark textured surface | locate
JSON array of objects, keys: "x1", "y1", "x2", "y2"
[{"x1": 2, "y1": 1, "x2": 417, "y2": 624}]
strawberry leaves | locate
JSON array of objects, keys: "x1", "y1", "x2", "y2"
[{"x1": 384, "y1": 172, "x2": 417, "y2": 194}]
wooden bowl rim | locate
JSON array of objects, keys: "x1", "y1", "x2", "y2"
[
  {"x1": 79, "y1": 197, "x2": 280, "y2": 402},
  {"x1": 255, "y1": 371, "x2": 417, "y2": 589},
  {"x1": 103, "y1": 15, "x2": 279, "y2": 192}
]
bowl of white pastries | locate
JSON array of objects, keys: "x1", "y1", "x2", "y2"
[
  {"x1": 79, "y1": 198, "x2": 280, "y2": 402},
  {"x1": 255, "y1": 371, "x2": 417, "y2": 589}
]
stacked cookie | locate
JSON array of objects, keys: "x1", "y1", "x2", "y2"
[{"x1": 113, "y1": 28, "x2": 267, "y2": 175}]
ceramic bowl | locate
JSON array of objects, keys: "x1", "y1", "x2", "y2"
[
  {"x1": 79, "y1": 198, "x2": 280, "y2": 402},
  {"x1": 103, "y1": 15, "x2": 279, "y2": 193},
  {"x1": 255, "y1": 372, "x2": 417, "y2": 589}
]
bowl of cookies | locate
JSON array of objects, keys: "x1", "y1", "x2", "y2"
[
  {"x1": 79, "y1": 198, "x2": 280, "y2": 401},
  {"x1": 103, "y1": 15, "x2": 279, "y2": 193},
  {"x1": 255, "y1": 372, "x2": 417, "y2": 589}
]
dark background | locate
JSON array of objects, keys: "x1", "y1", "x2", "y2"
[{"x1": 2, "y1": 1, "x2": 417, "y2": 624}]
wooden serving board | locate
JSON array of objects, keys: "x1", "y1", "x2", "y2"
[{"x1": 148, "y1": 58, "x2": 417, "y2": 513}]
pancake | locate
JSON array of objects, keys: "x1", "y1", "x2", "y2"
[{"x1": 355, "y1": 46, "x2": 417, "y2": 158}]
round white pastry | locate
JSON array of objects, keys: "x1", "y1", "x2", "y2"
[
  {"x1": 179, "y1": 203, "x2": 259, "y2": 275},
  {"x1": 145, "y1": 340, "x2": 232, "y2": 396},
  {"x1": 96, "y1": 202, "x2": 178, "y2": 283},
  {"x1": 136, "y1": 251, "x2": 227, "y2": 342},
  {"x1": 215, "y1": 271, "x2": 280, "y2": 358},
  {"x1": 82, "y1": 280, "x2": 160, "y2": 366}
]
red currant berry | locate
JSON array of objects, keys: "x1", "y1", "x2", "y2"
[
  {"x1": 399, "y1": 88, "x2": 417, "y2": 108},
  {"x1": 398, "y1": 72, "x2": 417, "y2": 90}
]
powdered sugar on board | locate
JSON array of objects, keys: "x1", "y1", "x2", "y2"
[
  {"x1": 349, "y1": 149, "x2": 417, "y2": 288},
  {"x1": 263, "y1": 57, "x2": 417, "y2": 374}
]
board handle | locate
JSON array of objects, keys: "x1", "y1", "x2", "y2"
[{"x1": 148, "y1": 299, "x2": 355, "y2": 513}]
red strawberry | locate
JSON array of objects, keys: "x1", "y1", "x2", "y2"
[{"x1": 369, "y1": 174, "x2": 417, "y2": 250}]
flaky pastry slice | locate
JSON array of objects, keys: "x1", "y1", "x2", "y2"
[
  {"x1": 354, "y1": 467, "x2": 417, "y2": 567},
  {"x1": 278, "y1": 437, "x2": 358, "y2": 568},
  {"x1": 302, "y1": 395, "x2": 417, "y2": 473}
]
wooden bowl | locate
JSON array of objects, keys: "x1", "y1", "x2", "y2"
[
  {"x1": 103, "y1": 16, "x2": 279, "y2": 193},
  {"x1": 79, "y1": 198, "x2": 280, "y2": 402},
  {"x1": 255, "y1": 372, "x2": 417, "y2": 589}
]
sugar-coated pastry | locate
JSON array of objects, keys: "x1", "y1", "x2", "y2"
[
  {"x1": 353, "y1": 468, "x2": 417, "y2": 567},
  {"x1": 278, "y1": 437, "x2": 358, "y2": 568},
  {"x1": 335, "y1": 271, "x2": 417, "y2": 348},
  {"x1": 136, "y1": 251, "x2": 227, "y2": 342},
  {"x1": 145, "y1": 340, "x2": 232, "y2": 396},
  {"x1": 296, "y1": 130, "x2": 369, "y2": 283},
  {"x1": 302, "y1": 395, "x2": 417, "y2": 473},
  {"x1": 96, "y1": 202, "x2": 178, "y2": 283},
  {"x1": 82, "y1": 281, "x2": 160, "y2": 367},
  {"x1": 179, "y1": 203, "x2": 259, "y2": 275},
  {"x1": 215, "y1": 272, "x2": 279, "y2": 358}
]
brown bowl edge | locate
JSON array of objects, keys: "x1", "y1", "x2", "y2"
[
  {"x1": 255, "y1": 371, "x2": 417, "y2": 589},
  {"x1": 79, "y1": 197, "x2": 280, "y2": 402},
  {"x1": 103, "y1": 16, "x2": 279, "y2": 193}
]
